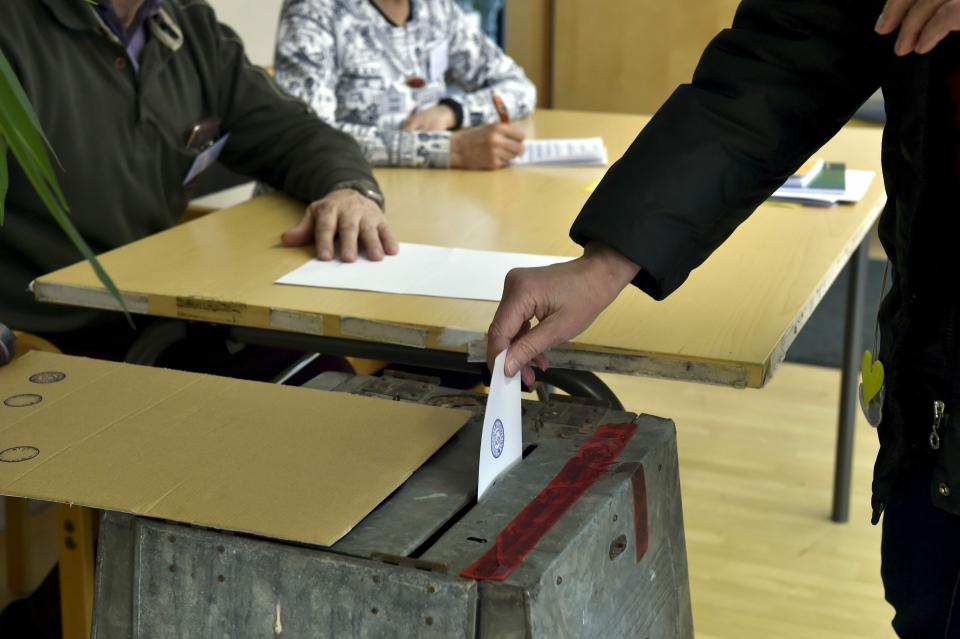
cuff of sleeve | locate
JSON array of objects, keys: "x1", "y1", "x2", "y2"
[
  {"x1": 569, "y1": 168, "x2": 698, "y2": 301},
  {"x1": 328, "y1": 178, "x2": 386, "y2": 209},
  {"x1": 439, "y1": 98, "x2": 465, "y2": 130}
]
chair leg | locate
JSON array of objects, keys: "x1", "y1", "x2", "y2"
[
  {"x1": 4, "y1": 496, "x2": 31, "y2": 595},
  {"x1": 56, "y1": 504, "x2": 95, "y2": 639}
]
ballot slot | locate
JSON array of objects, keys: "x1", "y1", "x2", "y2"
[
  {"x1": 304, "y1": 370, "x2": 619, "y2": 570},
  {"x1": 405, "y1": 441, "x2": 540, "y2": 560}
]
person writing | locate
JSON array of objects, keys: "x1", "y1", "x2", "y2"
[
  {"x1": 487, "y1": 0, "x2": 960, "y2": 635},
  {"x1": 274, "y1": 0, "x2": 536, "y2": 170}
]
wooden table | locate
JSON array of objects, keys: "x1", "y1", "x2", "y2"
[{"x1": 34, "y1": 110, "x2": 886, "y2": 521}]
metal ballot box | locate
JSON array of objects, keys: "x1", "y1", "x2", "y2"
[{"x1": 93, "y1": 371, "x2": 692, "y2": 638}]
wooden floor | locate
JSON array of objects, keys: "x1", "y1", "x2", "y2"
[
  {"x1": 599, "y1": 363, "x2": 894, "y2": 639},
  {"x1": 0, "y1": 362, "x2": 893, "y2": 638}
]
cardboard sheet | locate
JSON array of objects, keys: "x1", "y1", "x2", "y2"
[
  {"x1": 276, "y1": 242, "x2": 572, "y2": 302},
  {"x1": 0, "y1": 352, "x2": 469, "y2": 547}
]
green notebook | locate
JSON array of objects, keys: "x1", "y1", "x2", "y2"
[{"x1": 805, "y1": 161, "x2": 846, "y2": 192}]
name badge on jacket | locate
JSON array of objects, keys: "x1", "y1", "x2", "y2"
[{"x1": 184, "y1": 133, "x2": 230, "y2": 186}]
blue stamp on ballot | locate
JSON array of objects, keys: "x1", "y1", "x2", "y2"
[{"x1": 491, "y1": 419, "x2": 505, "y2": 459}]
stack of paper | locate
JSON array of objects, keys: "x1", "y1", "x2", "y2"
[
  {"x1": 512, "y1": 138, "x2": 608, "y2": 166},
  {"x1": 771, "y1": 168, "x2": 875, "y2": 206},
  {"x1": 276, "y1": 243, "x2": 573, "y2": 302}
]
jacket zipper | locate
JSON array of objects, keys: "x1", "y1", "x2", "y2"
[
  {"x1": 931, "y1": 301, "x2": 960, "y2": 450},
  {"x1": 930, "y1": 400, "x2": 946, "y2": 450}
]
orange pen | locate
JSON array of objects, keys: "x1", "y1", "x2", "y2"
[{"x1": 492, "y1": 93, "x2": 510, "y2": 124}]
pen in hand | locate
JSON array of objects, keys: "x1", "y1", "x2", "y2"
[{"x1": 492, "y1": 94, "x2": 510, "y2": 124}]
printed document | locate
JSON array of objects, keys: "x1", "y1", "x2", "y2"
[{"x1": 512, "y1": 138, "x2": 608, "y2": 166}]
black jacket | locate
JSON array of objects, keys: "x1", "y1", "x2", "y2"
[{"x1": 571, "y1": 0, "x2": 960, "y2": 519}]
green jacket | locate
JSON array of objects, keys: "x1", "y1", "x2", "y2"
[{"x1": 0, "y1": 0, "x2": 379, "y2": 332}]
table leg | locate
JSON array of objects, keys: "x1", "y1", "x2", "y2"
[
  {"x1": 4, "y1": 496, "x2": 31, "y2": 595},
  {"x1": 832, "y1": 239, "x2": 869, "y2": 523},
  {"x1": 57, "y1": 504, "x2": 95, "y2": 639}
]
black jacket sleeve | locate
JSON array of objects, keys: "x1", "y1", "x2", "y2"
[
  {"x1": 197, "y1": 4, "x2": 381, "y2": 202},
  {"x1": 570, "y1": 0, "x2": 888, "y2": 300}
]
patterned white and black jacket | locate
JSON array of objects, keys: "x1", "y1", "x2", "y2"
[{"x1": 275, "y1": 0, "x2": 537, "y2": 168}]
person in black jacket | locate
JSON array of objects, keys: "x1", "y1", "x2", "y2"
[{"x1": 487, "y1": 0, "x2": 960, "y2": 635}]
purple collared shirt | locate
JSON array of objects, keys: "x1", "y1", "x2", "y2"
[{"x1": 95, "y1": 0, "x2": 163, "y2": 71}]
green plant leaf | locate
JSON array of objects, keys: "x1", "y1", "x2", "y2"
[
  {"x1": 11, "y1": 151, "x2": 133, "y2": 325},
  {"x1": 0, "y1": 102, "x2": 66, "y2": 209},
  {"x1": 0, "y1": 49, "x2": 132, "y2": 326},
  {"x1": 0, "y1": 49, "x2": 53, "y2": 155},
  {"x1": 0, "y1": 140, "x2": 7, "y2": 225}
]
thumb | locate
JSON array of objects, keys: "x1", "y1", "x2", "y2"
[
  {"x1": 504, "y1": 316, "x2": 562, "y2": 378},
  {"x1": 281, "y1": 211, "x2": 314, "y2": 246}
]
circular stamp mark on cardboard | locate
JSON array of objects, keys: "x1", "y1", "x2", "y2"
[
  {"x1": 4, "y1": 394, "x2": 42, "y2": 408},
  {"x1": 0, "y1": 446, "x2": 40, "y2": 463},
  {"x1": 29, "y1": 371, "x2": 66, "y2": 384},
  {"x1": 491, "y1": 419, "x2": 505, "y2": 459}
]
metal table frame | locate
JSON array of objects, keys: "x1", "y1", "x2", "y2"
[
  {"x1": 832, "y1": 238, "x2": 871, "y2": 523},
  {"x1": 122, "y1": 322, "x2": 625, "y2": 412}
]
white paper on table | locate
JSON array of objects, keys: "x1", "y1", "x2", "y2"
[
  {"x1": 276, "y1": 243, "x2": 572, "y2": 302},
  {"x1": 478, "y1": 350, "x2": 523, "y2": 500},
  {"x1": 771, "y1": 169, "x2": 875, "y2": 204},
  {"x1": 512, "y1": 138, "x2": 608, "y2": 166}
]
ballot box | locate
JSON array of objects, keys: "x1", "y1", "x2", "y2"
[{"x1": 92, "y1": 370, "x2": 692, "y2": 638}]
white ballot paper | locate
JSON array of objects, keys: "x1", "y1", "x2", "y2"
[
  {"x1": 478, "y1": 350, "x2": 523, "y2": 499},
  {"x1": 512, "y1": 137, "x2": 608, "y2": 166},
  {"x1": 276, "y1": 243, "x2": 572, "y2": 302}
]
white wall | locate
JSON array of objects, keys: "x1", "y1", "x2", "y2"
[{"x1": 208, "y1": 0, "x2": 285, "y2": 67}]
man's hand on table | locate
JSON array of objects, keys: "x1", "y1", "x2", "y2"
[
  {"x1": 876, "y1": 0, "x2": 960, "y2": 54},
  {"x1": 487, "y1": 241, "x2": 641, "y2": 386},
  {"x1": 281, "y1": 189, "x2": 399, "y2": 263}
]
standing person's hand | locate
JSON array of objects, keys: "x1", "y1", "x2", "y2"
[
  {"x1": 876, "y1": 0, "x2": 960, "y2": 54},
  {"x1": 401, "y1": 103, "x2": 458, "y2": 131},
  {"x1": 487, "y1": 242, "x2": 641, "y2": 385},
  {"x1": 281, "y1": 189, "x2": 399, "y2": 262},
  {"x1": 450, "y1": 123, "x2": 526, "y2": 170}
]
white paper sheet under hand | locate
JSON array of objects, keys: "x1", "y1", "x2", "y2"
[
  {"x1": 276, "y1": 243, "x2": 572, "y2": 302},
  {"x1": 478, "y1": 350, "x2": 523, "y2": 499},
  {"x1": 512, "y1": 138, "x2": 608, "y2": 166}
]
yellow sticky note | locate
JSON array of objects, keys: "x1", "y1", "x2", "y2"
[{"x1": 582, "y1": 178, "x2": 602, "y2": 194}]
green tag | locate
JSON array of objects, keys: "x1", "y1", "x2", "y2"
[{"x1": 861, "y1": 351, "x2": 885, "y2": 404}]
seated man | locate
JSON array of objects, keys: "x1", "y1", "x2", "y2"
[
  {"x1": 0, "y1": 0, "x2": 398, "y2": 370},
  {"x1": 275, "y1": 0, "x2": 537, "y2": 170},
  {"x1": 1, "y1": 2, "x2": 401, "y2": 633}
]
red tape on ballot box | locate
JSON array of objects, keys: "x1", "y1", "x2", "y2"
[{"x1": 461, "y1": 422, "x2": 638, "y2": 581}]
